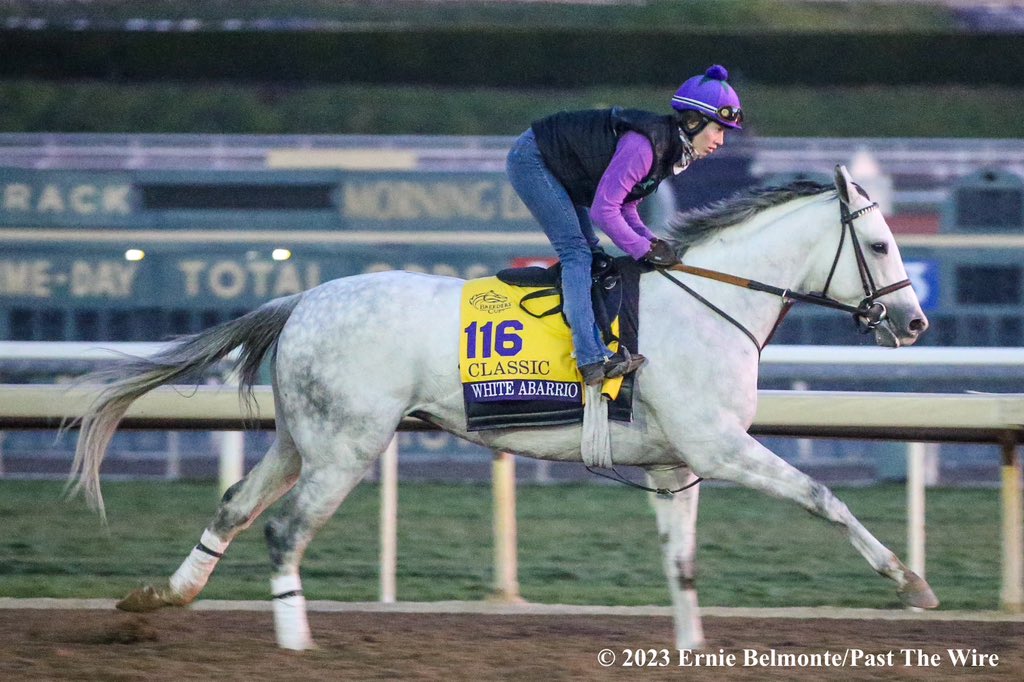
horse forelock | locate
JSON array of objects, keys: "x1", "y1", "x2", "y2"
[{"x1": 666, "y1": 181, "x2": 836, "y2": 251}]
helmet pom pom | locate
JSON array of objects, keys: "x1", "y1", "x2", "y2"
[{"x1": 705, "y1": 64, "x2": 729, "y2": 81}]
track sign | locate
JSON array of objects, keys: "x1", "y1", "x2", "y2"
[{"x1": 903, "y1": 260, "x2": 939, "y2": 311}]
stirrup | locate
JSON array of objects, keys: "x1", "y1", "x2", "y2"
[
  {"x1": 603, "y1": 347, "x2": 647, "y2": 379},
  {"x1": 580, "y1": 348, "x2": 647, "y2": 386}
]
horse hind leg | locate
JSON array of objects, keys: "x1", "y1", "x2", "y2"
[
  {"x1": 694, "y1": 433, "x2": 938, "y2": 610},
  {"x1": 116, "y1": 433, "x2": 302, "y2": 613},
  {"x1": 647, "y1": 465, "x2": 704, "y2": 650},
  {"x1": 263, "y1": 431, "x2": 392, "y2": 650}
]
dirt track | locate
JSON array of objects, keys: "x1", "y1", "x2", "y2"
[{"x1": 1, "y1": 606, "x2": 1022, "y2": 681}]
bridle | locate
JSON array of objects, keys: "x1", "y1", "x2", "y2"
[
  {"x1": 659, "y1": 197, "x2": 914, "y2": 352},
  {"x1": 815, "y1": 200, "x2": 913, "y2": 333}
]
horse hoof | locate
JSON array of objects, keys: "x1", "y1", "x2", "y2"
[
  {"x1": 116, "y1": 585, "x2": 179, "y2": 612},
  {"x1": 278, "y1": 638, "x2": 318, "y2": 652},
  {"x1": 898, "y1": 570, "x2": 939, "y2": 609}
]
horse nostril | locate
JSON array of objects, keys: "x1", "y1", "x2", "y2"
[{"x1": 909, "y1": 317, "x2": 928, "y2": 333}]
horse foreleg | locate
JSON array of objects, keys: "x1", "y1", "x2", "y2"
[
  {"x1": 647, "y1": 465, "x2": 704, "y2": 650},
  {"x1": 117, "y1": 435, "x2": 301, "y2": 613},
  {"x1": 694, "y1": 433, "x2": 938, "y2": 609}
]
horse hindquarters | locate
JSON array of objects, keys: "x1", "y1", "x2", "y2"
[{"x1": 648, "y1": 466, "x2": 704, "y2": 650}]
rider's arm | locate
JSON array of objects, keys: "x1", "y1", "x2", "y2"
[{"x1": 590, "y1": 131, "x2": 659, "y2": 259}]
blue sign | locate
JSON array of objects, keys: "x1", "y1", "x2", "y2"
[{"x1": 903, "y1": 260, "x2": 939, "y2": 311}]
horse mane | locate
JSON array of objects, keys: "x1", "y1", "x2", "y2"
[{"x1": 666, "y1": 180, "x2": 836, "y2": 251}]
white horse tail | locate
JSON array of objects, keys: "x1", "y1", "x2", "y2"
[{"x1": 68, "y1": 293, "x2": 304, "y2": 518}]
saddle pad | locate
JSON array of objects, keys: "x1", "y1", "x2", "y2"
[{"x1": 459, "y1": 276, "x2": 633, "y2": 431}]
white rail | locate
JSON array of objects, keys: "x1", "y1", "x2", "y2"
[
  {"x1": 761, "y1": 345, "x2": 1024, "y2": 367},
  {"x1": 0, "y1": 341, "x2": 171, "y2": 361}
]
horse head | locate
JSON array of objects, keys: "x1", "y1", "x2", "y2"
[{"x1": 808, "y1": 165, "x2": 929, "y2": 348}]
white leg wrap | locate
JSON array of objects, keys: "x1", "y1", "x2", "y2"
[
  {"x1": 272, "y1": 574, "x2": 313, "y2": 650},
  {"x1": 168, "y1": 530, "x2": 228, "y2": 599},
  {"x1": 581, "y1": 385, "x2": 612, "y2": 468},
  {"x1": 675, "y1": 589, "x2": 705, "y2": 650}
]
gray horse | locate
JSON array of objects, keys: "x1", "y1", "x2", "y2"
[{"x1": 70, "y1": 165, "x2": 934, "y2": 650}]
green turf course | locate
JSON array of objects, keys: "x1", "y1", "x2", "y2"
[{"x1": 0, "y1": 480, "x2": 1005, "y2": 610}]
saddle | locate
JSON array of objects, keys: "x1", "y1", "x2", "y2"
[
  {"x1": 459, "y1": 253, "x2": 644, "y2": 431},
  {"x1": 495, "y1": 251, "x2": 643, "y2": 351}
]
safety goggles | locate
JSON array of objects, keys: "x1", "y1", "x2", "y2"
[
  {"x1": 672, "y1": 96, "x2": 744, "y2": 126},
  {"x1": 715, "y1": 105, "x2": 743, "y2": 125}
]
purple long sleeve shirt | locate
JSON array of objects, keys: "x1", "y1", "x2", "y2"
[{"x1": 590, "y1": 131, "x2": 661, "y2": 259}]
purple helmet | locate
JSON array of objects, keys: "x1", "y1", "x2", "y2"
[{"x1": 670, "y1": 65, "x2": 743, "y2": 130}]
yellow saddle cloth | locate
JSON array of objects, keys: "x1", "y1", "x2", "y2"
[{"x1": 459, "y1": 275, "x2": 629, "y2": 431}]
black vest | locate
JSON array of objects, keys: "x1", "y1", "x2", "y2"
[{"x1": 531, "y1": 107, "x2": 684, "y2": 206}]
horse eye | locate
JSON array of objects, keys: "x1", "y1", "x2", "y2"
[{"x1": 870, "y1": 242, "x2": 889, "y2": 255}]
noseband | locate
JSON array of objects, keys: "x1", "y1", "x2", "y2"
[{"x1": 660, "y1": 198, "x2": 913, "y2": 350}]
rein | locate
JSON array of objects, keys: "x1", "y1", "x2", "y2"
[
  {"x1": 586, "y1": 464, "x2": 703, "y2": 497},
  {"x1": 659, "y1": 200, "x2": 912, "y2": 351}
]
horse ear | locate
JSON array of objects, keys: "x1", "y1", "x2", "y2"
[{"x1": 834, "y1": 164, "x2": 853, "y2": 205}]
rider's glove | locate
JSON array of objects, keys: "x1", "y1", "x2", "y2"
[{"x1": 642, "y1": 239, "x2": 680, "y2": 267}]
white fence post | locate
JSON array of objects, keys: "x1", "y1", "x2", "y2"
[
  {"x1": 165, "y1": 431, "x2": 180, "y2": 480},
  {"x1": 379, "y1": 436, "x2": 399, "y2": 604},
  {"x1": 906, "y1": 442, "x2": 928, "y2": 584},
  {"x1": 1000, "y1": 435, "x2": 1023, "y2": 612},
  {"x1": 218, "y1": 431, "x2": 244, "y2": 494},
  {"x1": 491, "y1": 451, "x2": 520, "y2": 602}
]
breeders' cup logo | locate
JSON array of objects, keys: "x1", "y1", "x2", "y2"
[{"x1": 470, "y1": 290, "x2": 512, "y2": 314}]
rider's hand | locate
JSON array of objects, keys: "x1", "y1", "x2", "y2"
[{"x1": 642, "y1": 239, "x2": 680, "y2": 267}]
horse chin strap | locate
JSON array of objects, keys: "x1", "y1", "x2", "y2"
[{"x1": 659, "y1": 198, "x2": 913, "y2": 351}]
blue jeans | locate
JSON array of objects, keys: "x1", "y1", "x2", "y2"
[{"x1": 506, "y1": 129, "x2": 609, "y2": 368}]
